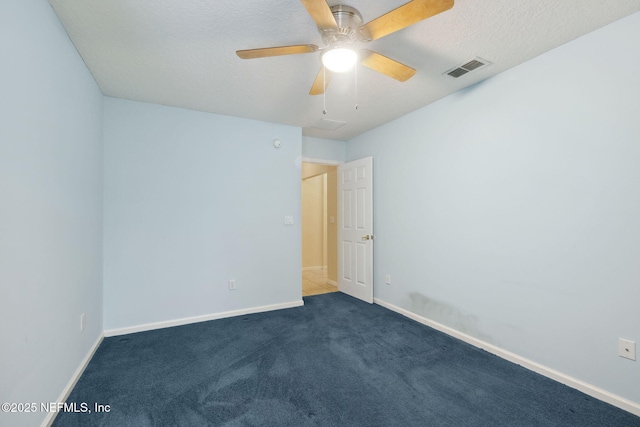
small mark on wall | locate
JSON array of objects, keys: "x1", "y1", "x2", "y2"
[{"x1": 408, "y1": 292, "x2": 492, "y2": 343}]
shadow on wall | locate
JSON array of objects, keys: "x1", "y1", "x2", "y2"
[{"x1": 408, "y1": 293, "x2": 492, "y2": 343}]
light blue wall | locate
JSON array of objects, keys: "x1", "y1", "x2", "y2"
[
  {"x1": 347, "y1": 12, "x2": 640, "y2": 405},
  {"x1": 0, "y1": 1, "x2": 104, "y2": 427},
  {"x1": 302, "y1": 136, "x2": 346, "y2": 163},
  {"x1": 103, "y1": 98, "x2": 302, "y2": 330}
]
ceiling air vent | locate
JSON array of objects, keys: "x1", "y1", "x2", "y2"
[
  {"x1": 448, "y1": 67, "x2": 469, "y2": 78},
  {"x1": 310, "y1": 118, "x2": 346, "y2": 131},
  {"x1": 444, "y1": 57, "x2": 492, "y2": 78}
]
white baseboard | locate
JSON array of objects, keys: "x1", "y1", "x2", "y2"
[
  {"x1": 42, "y1": 333, "x2": 104, "y2": 427},
  {"x1": 104, "y1": 300, "x2": 305, "y2": 337},
  {"x1": 302, "y1": 266, "x2": 326, "y2": 272},
  {"x1": 374, "y1": 298, "x2": 640, "y2": 417}
]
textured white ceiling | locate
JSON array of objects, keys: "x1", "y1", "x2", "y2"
[{"x1": 48, "y1": 0, "x2": 640, "y2": 140}]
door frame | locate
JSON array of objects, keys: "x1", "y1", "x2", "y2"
[
  {"x1": 301, "y1": 156, "x2": 375, "y2": 303},
  {"x1": 301, "y1": 157, "x2": 343, "y2": 166}
]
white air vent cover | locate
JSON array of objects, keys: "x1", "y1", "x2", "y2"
[
  {"x1": 310, "y1": 118, "x2": 347, "y2": 131},
  {"x1": 444, "y1": 57, "x2": 492, "y2": 78}
]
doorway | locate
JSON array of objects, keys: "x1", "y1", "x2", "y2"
[{"x1": 301, "y1": 162, "x2": 338, "y2": 296}]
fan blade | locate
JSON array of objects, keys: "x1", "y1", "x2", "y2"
[
  {"x1": 360, "y1": 50, "x2": 416, "y2": 82},
  {"x1": 309, "y1": 66, "x2": 332, "y2": 95},
  {"x1": 236, "y1": 44, "x2": 318, "y2": 59},
  {"x1": 300, "y1": 0, "x2": 337, "y2": 29},
  {"x1": 360, "y1": 0, "x2": 454, "y2": 41}
]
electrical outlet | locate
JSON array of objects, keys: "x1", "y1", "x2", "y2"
[
  {"x1": 619, "y1": 338, "x2": 636, "y2": 361},
  {"x1": 80, "y1": 313, "x2": 86, "y2": 332},
  {"x1": 385, "y1": 275, "x2": 391, "y2": 285},
  {"x1": 228, "y1": 279, "x2": 236, "y2": 290}
]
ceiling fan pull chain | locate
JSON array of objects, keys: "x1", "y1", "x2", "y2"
[
  {"x1": 354, "y1": 63, "x2": 358, "y2": 110},
  {"x1": 323, "y1": 66, "x2": 327, "y2": 115}
]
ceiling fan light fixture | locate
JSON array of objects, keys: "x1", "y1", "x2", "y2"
[{"x1": 321, "y1": 47, "x2": 358, "y2": 73}]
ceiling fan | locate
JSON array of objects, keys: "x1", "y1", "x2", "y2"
[{"x1": 236, "y1": 0, "x2": 454, "y2": 95}]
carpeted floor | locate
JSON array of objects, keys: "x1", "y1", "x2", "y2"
[{"x1": 53, "y1": 293, "x2": 640, "y2": 426}]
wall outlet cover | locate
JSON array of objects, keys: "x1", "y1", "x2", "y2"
[{"x1": 619, "y1": 338, "x2": 636, "y2": 361}]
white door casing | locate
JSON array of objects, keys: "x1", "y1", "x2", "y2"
[{"x1": 338, "y1": 157, "x2": 373, "y2": 303}]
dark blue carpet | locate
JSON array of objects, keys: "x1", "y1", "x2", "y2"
[{"x1": 53, "y1": 293, "x2": 639, "y2": 426}]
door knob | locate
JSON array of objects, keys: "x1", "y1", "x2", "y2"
[{"x1": 362, "y1": 234, "x2": 373, "y2": 240}]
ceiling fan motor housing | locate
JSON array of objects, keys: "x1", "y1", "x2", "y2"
[{"x1": 320, "y1": 5, "x2": 364, "y2": 46}]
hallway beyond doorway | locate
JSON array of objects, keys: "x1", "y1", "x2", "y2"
[{"x1": 302, "y1": 269, "x2": 338, "y2": 296}]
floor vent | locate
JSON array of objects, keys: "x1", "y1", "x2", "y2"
[{"x1": 444, "y1": 57, "x2": 492, "y2": 78}]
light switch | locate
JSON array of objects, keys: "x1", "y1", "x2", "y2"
[
  {"x1": 329, "y1": 216, "x2": 335, "y2": 224},
  {"x1": 284, "y1": 216, "x2": 294, "y2": 225}
]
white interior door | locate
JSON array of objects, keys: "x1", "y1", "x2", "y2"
[{"x1": 338, "y1": 156, "x2": 373, "y2": 303}]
